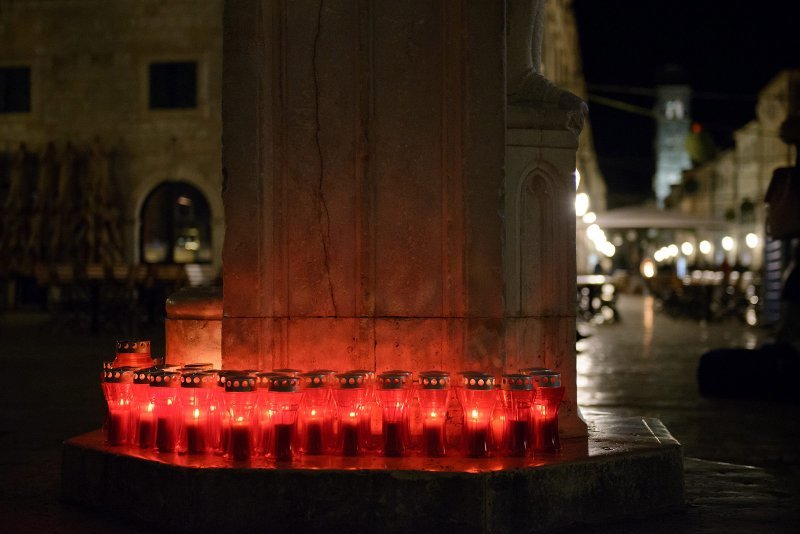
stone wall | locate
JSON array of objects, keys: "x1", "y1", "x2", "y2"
[
  {"x1": 0, "y1": 0, "x2": 224, "y2": 269},
  {"x1": 223, "y1": 0, "x2": 585, "y2": 436}
]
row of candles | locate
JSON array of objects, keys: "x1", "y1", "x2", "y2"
[{"x1": 102, "y1": 342, "x2": 564, "y2": 462}]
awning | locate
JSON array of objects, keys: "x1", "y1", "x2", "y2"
[{"x1": 587, "y1": 204, "x2": 729, "y2": 230}]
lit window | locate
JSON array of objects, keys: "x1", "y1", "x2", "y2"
[
  {"x1": 664, "y1": 100, "x2": 684, "y2": 120},
  {"x1": 140, "y1": 182, "x2": 212, "y2": 264}
]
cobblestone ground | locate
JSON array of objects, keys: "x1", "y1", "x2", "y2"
[
  {"x1": 571, "y1": 294, "x2": 800, "y2": 533},
  {"x1": 1, "y1": 297, "x2": 799, "y2": 532}
]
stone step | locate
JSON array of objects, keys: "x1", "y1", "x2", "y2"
[{"x1": 62, "y1": 414, "x2": 684, "y2": 533}]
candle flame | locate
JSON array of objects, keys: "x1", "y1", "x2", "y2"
[
  {"x1": 236, "y1": 416, "x2": 244, "y2": 423},
  {"x1": 193, "y1": 408, "x2": 200, "y2": 419},
  {"x1": 209, "y1": 405, "x2": 216, "y2": 412},
  {"x1": 430, "y1": 411, "x2": 437, "y2": 419},
  {"x1": 147, "y1": 402, "x2": 154, "y2": 412},
  {"x1": 167, "y1": 398, "x2": 173, "y2": 405},
  {"x1": 311, "y1": 409, "x2": 317, "y2": 417},
  {"x1": 471, "y1": 409, "x2": 479, "y2": 421},
  {"x1": 349, "y1": 411, "x2": 357, "y2": 419}
]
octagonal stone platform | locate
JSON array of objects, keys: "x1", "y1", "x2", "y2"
[{"x1": 62, "y1": 413, "x2": 684, "y2": 533}]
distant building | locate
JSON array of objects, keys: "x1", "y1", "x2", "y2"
[
  {"x1": 0, "y1": 1, "x2": 224, "y2": 273},
  {"x1": 542, "y1": 0, "x2": 607, "y2": 214},
  {"x1": 653, "y1": 68, "x2": 692, "y2": 207},
  {"x1": 542, "y1": 0, "x2": 608, "y2": 273},
  {"x1": 676, "y1": 69, "x2": 799, "y2": 270}
]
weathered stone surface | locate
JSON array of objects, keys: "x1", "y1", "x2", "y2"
[
  {"x1": 165, "y1": 287, "x2": 223, "y2": 367},
  {"x1": 0, "y1": 1, "x2": 225, "y2": 270},
  {"x1": 222, "y1": 1, "x2": 586, "y2": 436},
  {"x1": 62, "y1": 415, "x2": 683, "y2": 533}
]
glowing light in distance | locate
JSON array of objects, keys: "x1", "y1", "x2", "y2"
[
  {"x1": 641, "y1": 259, "x2": 656, "y2": 278},
  {"x1": 586, "y1": 224, "x2": 603, "y2": 242},
  {"x1": 745, "y1": 233, "x2": 759, "y2": 249},
  {"x1": 582, "y1": 211, "x2": 597, "y2": 224},
  {"x1": 653, "y1": 249, "x2": 666, "y2": 262},
  {"x1": 721, "y1": 236, "x2": 735, "y2": 251},
  {"x1": 574, "y1": 168, "x2": 581, "y2": 189},
  {"x1": 575, "y1": 193, "x2": 589, "y2": 217},
  {"x1": 681, "y1": 242, "x2": 694, "y2": 256},
  {"x1": 667, "y1": 244, "x2": 679, "y2": 257},
  {"x1": 600, "y1": 241, "x2": 616, "y2": 257},
  {"x1": 698, "y1": 240, "x2": 712, "y2": 255}
]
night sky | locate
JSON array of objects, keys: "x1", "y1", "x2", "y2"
[{"x1": 573, "y1": 0, "x2": 800, "y2": 208}]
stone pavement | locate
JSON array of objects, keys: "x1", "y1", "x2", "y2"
[
  {"x1": 570, "y1": 294, "x2": 800, "y2": 533},
  {"x1": 1, "y1": 296, "x2": 799, "y2": 532}
]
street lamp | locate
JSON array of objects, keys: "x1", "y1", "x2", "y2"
[
  {"x1": 575, "y1": 192, "x2": 589, "y2": 217},
  {"x1": 721, "y1": 236, "x2": 735, "y2": 252},
  {"x1": 745, "y1": 233, "x2": 759, "y2": 249}
]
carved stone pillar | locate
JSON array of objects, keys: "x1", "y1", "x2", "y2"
[{"x1": 222, "y1": 0, "x2": 586, "y2": 437}]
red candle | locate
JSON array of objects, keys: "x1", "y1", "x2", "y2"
[
  {"x1": 186, "y1": 421, "x2": 205, "y2": 454},
  {"x1": 468, "y1": 426, "x2": 488, "y2": 457},
  {"x1": 422, "y1": 421, "x2": 446, "y2": 457},
  {"x1": 531, "y1": 372, "x2": 564, "y2": 453},
  {"x1": 259, "y1": 420, "x2": 272, "y2": 454},
  {"x1": 229, "y1": 422, "x2": 253, "y2": 461},
  {"x1": 535, "y1": 417, "x2": 561, "y2": 452},
  {"x1": 341, "y1": 420, "x2": 360, "y2": 456},
  {"x1": 382, "y1": 421, "x2": 405, "y2": 457},
  {"x1": 138, "y1": 414, "x2": 154, "y2": 448},
  {"x1": 508, "y1": 419, "x2": 531, "y2": 456},
  {"x1": 218, "y1": 421, "x2": 230, "y2": 456},
  {"x1": 274, "y1": 423, "x2": 294, "y2": 461},
  {"x1": 304, "y1": 420, "x2": 323, "y2": 455},
  {"x1": 465, "y1": 416, "x2": 489, "y2": 458},
  {"x1": 106, "y1": 411, "x2": 128, "y2": 446},
  {"x1": 155, "y1": 416, "x2": 177, "y2": 452}
]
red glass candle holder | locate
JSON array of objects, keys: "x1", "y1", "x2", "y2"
[
  {"x1": 532, "y1": 371, "x2": 564, "y2": 453},
  {"x1": 449, "y1": 371, "x2": 481, "y2": 452},
  {"x1": 113, "y1": 340, "x2": 161, "y2": 368},
  {"x1": 376, "y1": 371, "x2": 411, "y2": 457},
  {"x1": 501, "y1": 373, "x2": 535, "y2": 457},
  {"x1": 130, "y1": 367, "x2": 160, "y2": 448},
  {"x1": 347, "y1": 369, "x2": 379, "y2": 452},
  {"x1": 299, "y1": 371, "x2": 336, "y2": 455},
  {"x1": 461, "y1": 373, "x2": 496, "y2": 458},
  {"x1": 102, "y1": 368, "x2": 135, "y2": 446},
  {"x1": 210, "y1": 371, "x2": 234, "y2": 454},
  {"x1": 418, "y1": 371, "x2": 451, "y2": 457},
  {"x1": 332, "y1": 372, "x2": 368, "y2": 456},
  {"x1": 267, "y1": 375, "x2": 304, "y2": 462},
  {"x1": 384, "y1": 370, "x2": 415, "y2": 451},
  {"x1": 178, "y1": 371, "x2": 216, "y2": 454},
  {"x1": 148, "y1": 370, "x2": 182, "y2": 453},
  {"x1": 254, "y1": 372, "x2": 282, "y2": 455},
  {"x1": 224, "y1": 374, "x2": 258, "y2": 461}
]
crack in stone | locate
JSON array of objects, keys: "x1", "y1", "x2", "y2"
[{"x1": 312, "y1": 0, "x2": 338, "y2": 317}]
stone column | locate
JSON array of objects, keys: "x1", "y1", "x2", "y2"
[{"x1": 222, "y1": 0, "x2": 586, "y2": 437}]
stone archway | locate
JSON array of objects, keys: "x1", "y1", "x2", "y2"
[{"x1": 128, "y1": 170, "x2": 223, "y2": 270}]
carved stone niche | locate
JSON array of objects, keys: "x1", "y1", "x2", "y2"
[{"x1": 221, "y1": 0, "x2": 586, "y2": 436}]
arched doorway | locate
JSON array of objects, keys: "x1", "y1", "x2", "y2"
[{"x1": 140, "y1": 181, "x2": 212, "y2": 264}]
